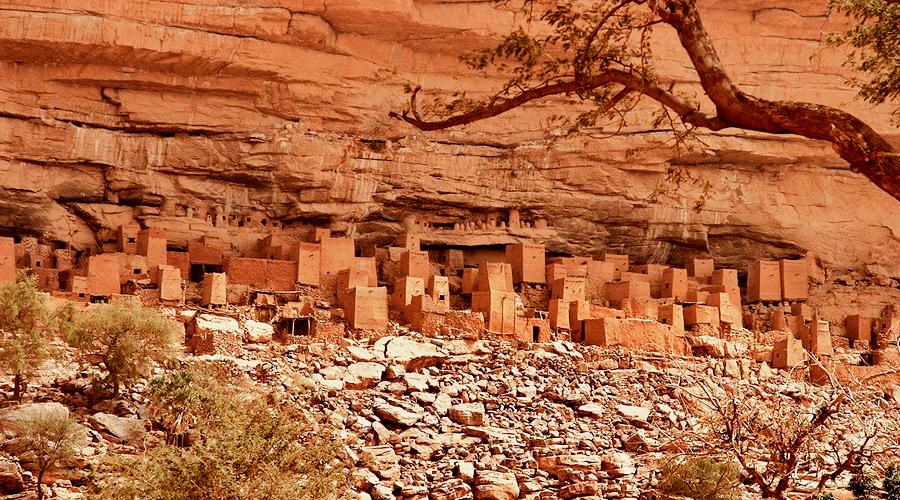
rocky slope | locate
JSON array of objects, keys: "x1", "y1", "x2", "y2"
[
  {"x1": 3, "y1": 331, "x2": 898, "y2": 500},
  {"x1": 2, "y1": 0, "x2": 900, "y2": 277}
]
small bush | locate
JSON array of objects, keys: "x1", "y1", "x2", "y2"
[
  {"x1": 883, "y1": 463, "x2": 900, "y2": 500},
  {"x1": 145, "y1": 369, "x2": 216, "y2": 445},
  {"x1": 87, "y1": 382, "x2": 350, "y2": 500},
  {"x1": 657, "y1": 456, "x2": 740, "y2": 500},
  {"x1": 814, "y1": 494, "x2": 836, "y2": 500},
  {"x1": 9, "y1": 407, "x2": 87, "y2": 500},
  {"x1": 850, "y1": 469, "x2": 877, "y2": 500}
]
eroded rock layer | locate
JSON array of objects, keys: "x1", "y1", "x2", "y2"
[{"x1": 1, "y1": 0, "x2": 899, "y2": 276}]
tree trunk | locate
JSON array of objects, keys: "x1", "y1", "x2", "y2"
[
  {"x1": 36, "y1": 468, "x2": 44, "y2": 500},
  {"x1": 13, "y1": 374, "x2": 22, "y2": 402},
  {"x1": 654, "y1": 0, "x2": 900, "y2": 201}
]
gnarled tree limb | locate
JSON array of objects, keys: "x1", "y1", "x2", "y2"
[
  {"x1": 390, "y1": 0, "x2": 900, "y2": 202},
  {"x1": 389, "y1": 68, "x2": 726, "y2": 131}
]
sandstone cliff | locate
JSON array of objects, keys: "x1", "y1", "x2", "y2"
[{"x1": 1, "y1": 0, "x2": 899, "y2": 276}]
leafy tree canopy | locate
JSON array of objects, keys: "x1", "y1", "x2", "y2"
[
  {"x1": 0, "y1": 270, "x2": 75, "y2": 400},
  {"x1": 67, "y1": 301, "x2": 176, "y2": 398},
  {"x1": 828, "y1": 0, "x2": 900, "y2": 124}
]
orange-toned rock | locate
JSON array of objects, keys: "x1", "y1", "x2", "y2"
[{"x1": 0, "y1": 0, "x2": 899, "y2": 281}]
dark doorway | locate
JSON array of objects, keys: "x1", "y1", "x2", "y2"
[
  {"x1": 190, "y1": 264, "x2": 223, "y2": 283},
  {"x1": 276, "y1": 317, "x2": 314, "y2": 342}
]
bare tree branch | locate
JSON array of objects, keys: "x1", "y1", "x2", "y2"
[
  {"x1": 389, "y1": 0, "x2": 900, "y2": 202},
  {"x1": 389, "y1": 69, "x2": 727, "y2": 131}
]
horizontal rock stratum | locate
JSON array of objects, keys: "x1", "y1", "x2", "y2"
[{"x1": 2, "y1": 0, "x2": 900, "y2": 276}]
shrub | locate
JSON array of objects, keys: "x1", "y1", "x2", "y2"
[
  {"x1": 67, "y1": 301, "x2": 176, "y2": 398},
  {"x1": 8, "y1": 407, "x2": 87, "y2": 500},
  {"x1": 0, "y1": 270, "x2": 75, "y2": 400},
  {"x1": 657, "y1": 456, "x2": 740, "y2": 500},
  {"x1": 883, "y1": 464, "x2": 900, "y2": 500},
  {"x1": 86, "y1": 385, "x2": 350, "y2": 500},
  {"x1": 850, "y1": 468, "x2": 876, "y2": 500},
  {"x1": 145, "y1": 369, "x2": 216, "y2": 445}
]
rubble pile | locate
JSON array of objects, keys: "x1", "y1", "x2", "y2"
[
  {"x1": 283, "y1": 335, "x2": 900, "y2": 500},
  {"x1": 0, "y1": 326, "x2": 898, "y2": 500}
]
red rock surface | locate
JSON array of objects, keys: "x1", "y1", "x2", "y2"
[{"x1": 1, "y1": 0, "x2": 899, "y2": 276}]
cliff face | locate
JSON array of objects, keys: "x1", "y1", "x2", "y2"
[{"x1": 2, "y1": 0, "x2": 900, "y2": 275}]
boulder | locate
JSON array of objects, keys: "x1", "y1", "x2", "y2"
[
  {"x1": 0, "y1": 402, "x2": 69, "y2": 427},
  {"x1": 378, "y1": 337, "x2": 447, "y2": 371},
  {"x1": 537, "y1": 455, "x2": 603, "y2": 475},
  {"x1": 724, "y1": 340, "x2": 748, "y2": 358},
  {"x1": 371, "y1": 420, "x2": 394, "y2": 445},
  {"x1": 385, "y1": 363, "x2": 406, "y2": 379},
  {"x1": 548, "y1": 341, "x2": 582, "y2": 359},
  {"x1": 464, "y1": 426, "x2": 516, "y2": 444},
  {"x1": 411, "y1": 391, "x2": 436, "y2": 404},
  {"x1": 432, "y1": 393, "x2": 453, "y2": 415},
  {"x1": 690, "y1": 335, "x2": 727, "y2": 358},
  {"x1": 577, "y1": 404, "x2": 605, "y2": 419},
  {"x1": 190, "y1": 314, "x2": 242, "y2": 356},
  {"x1": 473, "y1": 470, "x2": 519, "y2": 500},
  {"x1": 318, "y1": 379, "x2": 345, "y2": 391},
  {"x1": 616, "y1": 404, "x2": 651, "y2": 423},
  {"x1": 344, "y1": 362, "x2": 386, "y2": 390},
  {"x1": 89, "y1": 413, "x2": 146, "y2": 443},
  {"x1": 457, "y1": 462, "x2": 476, "y2": 482},
  {"x1": 724, "y1": 358, "x2": 741, "y2": 378},
  {"x1": 361, "y1": 445, "x2": 401, "y2": 482},
  {"x1": 431, "y1": 479, "x2": 473, "y2": 500},
  {"x1": 374, "y1": 403, "x2": 422, "y2": 426},
  {"x1": 243, "y1": 320, "x2": 274, "y2": 343},
  {"x1": 371, "y1": 484, "x2": 395, "y2": 500},
  {"x1": 347, "y1": 345, "x2": 377, "y2": 362},
  {"x1": 444, "y1": 339, "x2": 477, "y2": 355},
  {"x1": 449, "y1": 403, "x2": 485, "y2": 426},
  {"x1": 319, "y1": 366, "x2": 347, "y2": 380},
  {"x1": 403, "y1": 372, "x2": 432, "y2": 392},
  {"x1": 602, "y1": 452, "x2": 636, "y2": 476},
  {"x1": 560, "y1": 481, "x2": 600, "y2": 499},
  {"x1": 0, "y1": 458, "x2": 23, "y2": 495},
  {"x1": 597, "y1": 358, "x2": 618, "y2": 370}
]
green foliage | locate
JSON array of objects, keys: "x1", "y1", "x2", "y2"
[
  {"x1": 86, "y1": 383, "x2": 350, "y2": 500},
  {"x1": 0, "y1": 270, "x2": 75, "y2": 400},
  {"x1": 657, "y1": 456, "x2": 740, "y2": 500},
  {"x1": 883, "y1": 463, "x2": 900, "y2": 500},
  {"x1": 8, "y1": 407, "x2": 87, "y2": 500},
  {"x1": 814, "y1": 494, "x2": 836, "y2": 500},
  {"x1": 68, "y1": 301, "x2": 176, "y2": 398},
  {"x1": 145, "y1": 369, "x2": 216, "y2": 445},
  {"x1": 429, "y1": 0, "x2": 658, "y2": 133},
  {"x1": 850, "y1": 468, "x2": 877, "y2": 500},
  {"x1": 827, "y1": 0, "x2": 900, "y2": 124}
]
